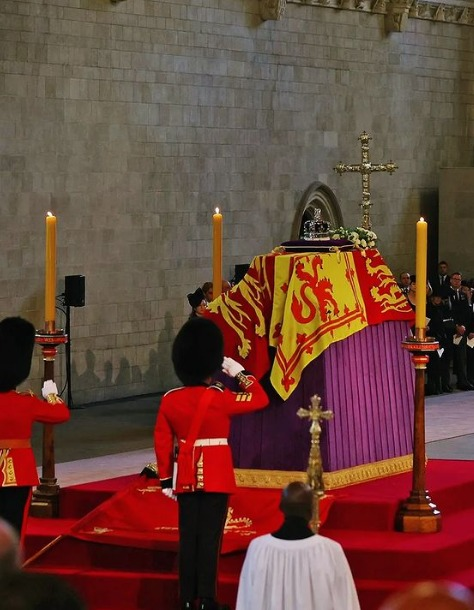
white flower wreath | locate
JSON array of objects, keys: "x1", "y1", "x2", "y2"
[{"x1": 329, "y1": 226, "x2": 377, "y2": 249}]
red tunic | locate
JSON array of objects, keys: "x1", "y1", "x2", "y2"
[
  {"x1": 0, "y1": 390, "x2": 70, "y2": 487},
  {"x1": 154, "y1": 377, "x2": 269, "y2": 494}
]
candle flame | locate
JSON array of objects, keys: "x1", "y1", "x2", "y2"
[
  {"x1": 215, "y1": 207, "x2": 220, "y2": 214},
  {"x1": 420, "y1": 216, "x2": 425, "y2": 222},
  {"x1": 47, "y1": 211, "x2": 54, "y2": 217}
]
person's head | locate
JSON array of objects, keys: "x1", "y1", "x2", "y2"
[
  {"x1": 450, "y1": 272, "x2": 462, "y2": 289},
  {"x1": 438, "y1": 261, "x2": 449, "y2": 275},
  {"x1": 0, "y1": 518, "x2": 21, "y2": 579},
  {"x1": 202, "y1": 281, "x2": 231, "y2": 302},
  {"x1": 399, "y1": 272, "x2": 411, "y2": 288},
  {"x1": 0, "y1": 571, "x2": 86, "y2": 610},
  {"x1": 379, "y1": 581, "x2": 474, "y2": 610},
  {"x1": 172, "y1": 317, "x2": 224, "y2": 386},
  {"x1": 408, "y1": 275, "x2": 416, "y2": 294},
  {"x1": 0, "y1": 317, "x2": 35, "y2": 393},
  {"x1": 430, "y1": 289, "x2": 443, "y2": 306},
  {"x1": 187, "y1": 288, "x2": 207, "y2": 317},
  {"x1": 202, "y1": 282, "x2": 213, "y2": 302},
  {"x1": 279, "y1": 481, "x2": 313, "y2": 523}
]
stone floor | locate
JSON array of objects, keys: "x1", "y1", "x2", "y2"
[{"x1": 31, "y1": 390, "x2": 474, "y2": 488}]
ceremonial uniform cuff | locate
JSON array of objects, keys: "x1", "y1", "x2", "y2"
[
  {"x1": 160, "y1": 477, "x2": 173, "y2": 489},
  {"x1": 45, "y1": 394, "x2": 63, "y2": 404},
  {"x1": 235, "y1": 371, "x2": 253, "y2": 389}
]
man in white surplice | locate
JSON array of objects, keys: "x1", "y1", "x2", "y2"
[{"x1": 235, "y1": 482, "x2": 360, "y2": 610}]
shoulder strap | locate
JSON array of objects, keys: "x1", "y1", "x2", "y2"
[{"x1": 182, "y1": 388, "x2": 215, "y2": 449}]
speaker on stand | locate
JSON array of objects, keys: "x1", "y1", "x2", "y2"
[
  {"x1": 64, "y1": 275, "x2": 85, "y2": 408},
  {"x1": 232, "y1": 264, "x2": 250, "y2": 286}
]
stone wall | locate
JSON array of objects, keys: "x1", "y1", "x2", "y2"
[
  {"x1": 439, "y1": 167, "x2": 474, "y2": 278},
  {"x1": 1, "y1": 0, "x2": 473, "y2": 403}
]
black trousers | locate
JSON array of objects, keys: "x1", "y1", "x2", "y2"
[
  {"x1": 453, "y1": 336, "x2": 469, "y2": 385},
  {"x1": 426, "y1": 340, "x2": 452, "y2": 391},
  {"x1": 0, "y1": 486, "x2": 31, "y2": 538},
  {"x1": 177, "y1": 491, "x2": 229, "y2": 602}
]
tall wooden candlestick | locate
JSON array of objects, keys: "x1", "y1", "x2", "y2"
[
  {"x1": 396, "y1": 218, "x2": 441, "y2": 533},
  {"x1": 30, "y1": 213, "x2": 67, "y2": 518}
]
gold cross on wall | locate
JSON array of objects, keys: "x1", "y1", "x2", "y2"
[{"x1": 334, "y1": 131, "x2": 398, "y2": 231}]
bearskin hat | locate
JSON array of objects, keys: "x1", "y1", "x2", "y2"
[
  {"x1": 0, "y1": 317, "x2": 36, "y2": 392},
  {"x1": 172, "y1": 317, "x2": 223, "y2": 386},
  {"x1": 187, "y1": 287, "x2": 205, "y2": 309}
]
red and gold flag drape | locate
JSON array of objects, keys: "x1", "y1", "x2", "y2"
[{"x1": 206, "y1": 249, "x2": 414, "y2": 400}]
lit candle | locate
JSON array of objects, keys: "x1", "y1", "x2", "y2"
[
  {"x1": 45, "y1": 212, "x2": 57, "y2": 331},
  {"x1": 212, "y1": 207, "x2": 223, "y2": 300},
  {"x1": 415, "y1": 217, "x2": 427, "y2": 335}
]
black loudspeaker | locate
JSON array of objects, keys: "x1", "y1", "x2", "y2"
[
  {"x1": 233, "y1": 264, "x2": 250, "y2": 285},
  {"x1": 64, "y1": 275, "x2": 85, "y2": 307}
]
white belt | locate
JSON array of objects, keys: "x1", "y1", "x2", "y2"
[{"x1": 194, "y1": 438, "x2": 227, "y2": 447}]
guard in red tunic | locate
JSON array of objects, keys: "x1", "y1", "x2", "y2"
[
  {"x1": 0, "y1": 317, "x2": 70, "y2": 540},
  {"x1": 154, "y1": 317, "x2": 269, "y2": 610}
]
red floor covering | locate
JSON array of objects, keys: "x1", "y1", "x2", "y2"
[{"x1": 24, "y1": 459, "x2": 474, "y2": 610}]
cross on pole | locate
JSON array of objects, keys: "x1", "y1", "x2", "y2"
[
  {"x1": 297, "y1": 394, "x2": 333, "y2": 532},
  {"x1": 334, "y1": 131, "x2": 398, "y2": 231}
]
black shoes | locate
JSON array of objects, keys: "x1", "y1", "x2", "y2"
[
  {"x1": 456, "y1": 382, "x2": 474, "y2": 391},
  {"x1": 198, "y1": 599, "x2": 230, "y2": 610},
  {"x1": 181, "y1": 596, "x2": 229, "y2": 609}
]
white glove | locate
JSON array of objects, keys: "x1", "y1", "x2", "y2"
[
  {"x1": 162, "y1": 488, "x2": 177, "y2": 501},
  {"x1": 222, "y1": 356, "x2": 245, "y2": 378},
  {"x1": 42, "y1": 380, "x2": 59, "y2": 399}
]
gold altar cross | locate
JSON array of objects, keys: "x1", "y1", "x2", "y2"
[
  {"x1": 334, "y1": 131, "x2": 398, "y2": 231},
  {"x1": 297, "y1": 394, "x2": 333, "y2": 532}
]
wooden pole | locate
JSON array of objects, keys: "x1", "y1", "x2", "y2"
[
  {"x1": 30, "y1": 332, "x2": 67, "y2": 518},
  {"x1": 395, "y1": 342, "x2": 441, "y2": 533}
]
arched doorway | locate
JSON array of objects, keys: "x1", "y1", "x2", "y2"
[{"x1": 291, "y1": 182, "x2": 344, "y2": 240}]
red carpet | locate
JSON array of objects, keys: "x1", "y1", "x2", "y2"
[{"x1": 24, "y1": 460, "x2": 474, "y2": 610}]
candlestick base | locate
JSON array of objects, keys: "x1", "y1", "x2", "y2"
[
  {"x1": 30, "y1": 475, "x2": 60, "y2": 518},
  {"x1": 395, "y1": 491, "x2": 442, "y2": 533}
]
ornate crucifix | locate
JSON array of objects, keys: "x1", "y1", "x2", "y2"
[
  {"x1": 334, "y1": 131, "x2": 398, "y2": 231},
  {"x1": 297, "y1": 394, "x2": 333, "y2": 532}
]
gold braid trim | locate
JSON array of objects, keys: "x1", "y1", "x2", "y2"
[
  {"x1": 235, "y1": 371, "x2": 253, "y2": 389},
  {"x1": 235, "y1": 454, "x2": 413, "y2": 489},
  {"x1": 142, "y1": 455, "x2": 413, "y2": 490},
  {"x1": 45, "y1": 394, "x2": 63, "y2": 404}
]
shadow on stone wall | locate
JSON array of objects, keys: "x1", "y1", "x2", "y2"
[{"x1": 71, "y1": 311, "x2": 177, "y2": 405}]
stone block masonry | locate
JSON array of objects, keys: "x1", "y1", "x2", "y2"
[{"x1": 1, "y1": 0, "x2": 473, "y2": 403}]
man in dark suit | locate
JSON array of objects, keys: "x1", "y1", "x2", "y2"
[
  {"x1": 398, "y1": 272, "x2": 411, "y2": 295},
  {"x1": 430, "y1": 260, "x2": 451, "y2": 297},
  {"x1": 426, "y1": 290, "x2": 454, "y2": 394},
  {"x1": 445, "y1": 273, "x2": 474, "y2": 390}
]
